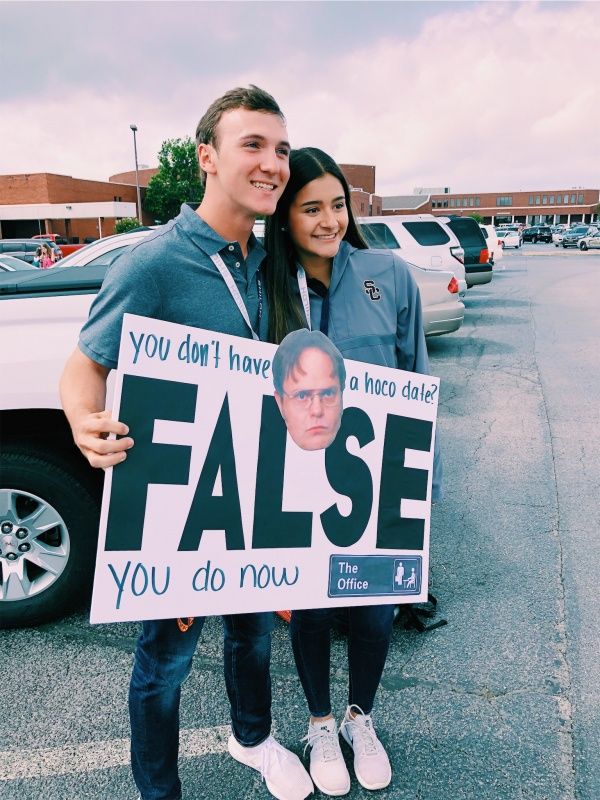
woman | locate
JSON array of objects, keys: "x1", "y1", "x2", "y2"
[
  {"x1": 39, "y1": 243, "x2": 55, "y2": 269},
  {"x1": 264, "y1": 148, "x2": 442, "y2": 797}
]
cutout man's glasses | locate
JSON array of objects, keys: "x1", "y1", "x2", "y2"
[{"x1": 282, "y1": 387, "x2": 340, "y2": 408}]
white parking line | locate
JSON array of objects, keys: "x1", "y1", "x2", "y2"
[{"x1": 0, "y1": 725, "x2": 231, "y2": 781}]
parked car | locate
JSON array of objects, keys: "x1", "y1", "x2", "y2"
[
  {"x1": 436, "y1": 216, "x2": 492, "y2": 287},
  {"x1": 53, "y1": 229, "x2": 153, "y2": 268},
  {"x1": 522, "y1": 226, "x2": 552, "y2": 243},
  {"x1": 356, "y1": 214, "x2": 467, "y2": 296},
  {"x1": 32, "y1": 233, "x2": 85, "y2": 256},
  {"x1": 552, "y1": 229, "x2": 567, "y2": 246},
  {"x1": 579, "y1": 232, "x2": 600, "y2": 250},
  {"x1": 404, "y1": 263, "x2": 465, "y2": 337},
  {"x1": 0, "y1": 238, "x2": 63, "y2": 260},
  {"x1": 496, "y1": 229, "x2": 521, "y2": 249},
  {"x1": 0, "y1": 255, "x2": 37, "y2": 272},
  {"x1": 562, "y1": 226, "x2": 596, "y2": 248},
  {"x1": 479, "y1": 224, "x2": 503, "y2": 264}
]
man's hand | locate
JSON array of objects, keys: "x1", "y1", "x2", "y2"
[
  {"x1": 72, "y1": 409, "x2": 134, "y2": 469},
  {"x1": 60, "y1": 348, "x2": 134, "y2": 470}
]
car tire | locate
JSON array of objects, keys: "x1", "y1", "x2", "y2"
[
  {"x1": 580, "y1": 242, "x2": 588, "y2": 251},
  {"x1": 0, "y1": 446, "x2": 101, "y2": 628},
  {"x1": 532, "y1": 237, "x2": 537, "y2": 244}
]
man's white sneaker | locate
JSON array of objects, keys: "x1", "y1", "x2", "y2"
[
  {"x1": 303, "y1": 718, "x2": 350, "y2": 796},
  {"x1": 228, "y1": 734, "x2": 314, "y2": 800},
  {"x1": 340, "y1": 706, "x2": 392, "y2": 790}
]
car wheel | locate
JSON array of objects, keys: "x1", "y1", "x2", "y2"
[
  {"x1": 0, "y1": 446, "x2": 101, "y2": 628},
  {"x1": 580, "y1": 241, "x2": 588, "y2": 251},
  {"x1": 532, "y1": 237, "x2": 537, "y2": 244}
]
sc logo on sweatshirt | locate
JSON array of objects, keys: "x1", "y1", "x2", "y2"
[{"x1": 363, "y1": 280, "x2": 381, "y2": 301}]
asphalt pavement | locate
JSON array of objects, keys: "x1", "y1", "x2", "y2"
[{"x1": 1, "y1": 245, "x2": 599, "y2": 799}]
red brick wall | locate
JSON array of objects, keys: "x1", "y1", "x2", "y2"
[
  {"x1": 108, "y1": 168, "x2": 159, "y2": 187},
  {"x1": 340, "y1": 164, "x2": 376, "y2": 195}
]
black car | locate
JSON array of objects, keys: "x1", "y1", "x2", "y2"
[
  {"x1": 437, "y1": 216, "x2": 492, "y2": 288},
  {"x1": 522, "y1": 226, "x2": 552, "y2": 243}
]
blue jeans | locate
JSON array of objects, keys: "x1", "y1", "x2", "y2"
[
  {"x1": 129, "y1": 612, "x2": 274, "y2": 800},
  {"x1": 290, "y1": 605, "x2": 395, "y2": 718}
]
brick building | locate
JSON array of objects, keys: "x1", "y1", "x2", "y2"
[
  {"x1": 383, "y1": 188, "x2": 600, "y2": 226},
  {"x1": 339, "y1": 164, "x2": 381, "y2": 217},
  {"x1": 0, "y1": 173, "x2": 152, "y2": 240}
]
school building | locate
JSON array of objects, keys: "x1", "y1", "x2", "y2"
[{"x1": 382, "y1": 188, "x2": 600, "y2": 225}]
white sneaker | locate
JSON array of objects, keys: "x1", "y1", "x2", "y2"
[
  {"x1": 228, "y1": 734, "x2": 314, "y2": 800},
  {"x1": 340, "y1": 706, "x2": 392, "y2": 790},
  {"x1": 303, "y1": 718, "x2": 350, "y2": 796}
]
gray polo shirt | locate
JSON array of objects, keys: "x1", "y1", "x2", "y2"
[{"x1": 79, "y1": 203, "x2": 267, "y2": 369}]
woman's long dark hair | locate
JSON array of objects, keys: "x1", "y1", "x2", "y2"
[{"x1": 264, "y1": 147, "x2": 367, "y2": 344}]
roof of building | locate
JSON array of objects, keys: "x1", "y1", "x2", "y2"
[{"x1": 382, "y1": 195, "x2": 430, "y2": 210}]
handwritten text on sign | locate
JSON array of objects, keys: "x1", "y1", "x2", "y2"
[{"x1": 90, "y1": 314, "x2": 439, "y2": 623}]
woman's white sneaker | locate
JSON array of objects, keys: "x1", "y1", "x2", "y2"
[
  {"x1": 340, "y1": 706, "x2": 391, "y2": 790},
  {"x1": 303, "y1": 718, "x2": 350, "y2": 796}
]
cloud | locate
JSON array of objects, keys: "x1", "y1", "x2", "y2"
[{"x1": 1, "y1": 1, "x2": 598, "y2": 194}]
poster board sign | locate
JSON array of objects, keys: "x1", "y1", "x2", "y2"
[{"x1": 90, "y1": 313, "x2": 439, "y2": 623}]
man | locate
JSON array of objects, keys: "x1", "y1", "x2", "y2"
[
  {"x1": 273, "y1": 328, "x2": 345, "y2": 451},
  {"x1": 60, "y1": 86, "x2": 313, "y2": 800}
]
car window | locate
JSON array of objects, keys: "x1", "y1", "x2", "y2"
[
  {"x1": 84, "y1": 245, "x2": 129, "y2": 267},
  {"x1": 446, "y1": 218, "x2": 485, "y2": 247},
  {"x1": 402, "y1": 221, "x2": 450, "y2": 246},
  {"x1": 359, "y1": 223, "x2": 400, "y2": 249}
]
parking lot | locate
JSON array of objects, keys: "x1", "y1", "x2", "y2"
[{"x1": 2, "y1": 245, "x2": 600, "y2": 800}]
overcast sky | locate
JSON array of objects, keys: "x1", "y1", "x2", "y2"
[{"x1": 1, "y1": 0, "x2": 598, "y2": 195}]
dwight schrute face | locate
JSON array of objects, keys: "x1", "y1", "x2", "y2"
[
  {"x1": 274, "y1": 347, "x2": 343, "y2": 451},
  {"x1": 198, "y1": 108, "x2": 291, "y2": 219}
]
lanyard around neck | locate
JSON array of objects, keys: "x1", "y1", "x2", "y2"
[
  {"x1": 296, "y1": 265, "x2": 312, "y2": 330},
  {"x1": 210, "y1": 252, "x2": 262, "y2": 341},
  {"x1": 296, "y1": 265, "x2": 330, "y2": 336}
]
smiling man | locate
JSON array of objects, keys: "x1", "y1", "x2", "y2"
[
  {"x1": 273, "y1": 328, "x2": 345, "y2": 451},
  {"x1": 60, "y1": 86, "x2": 314, "y2": 800}
]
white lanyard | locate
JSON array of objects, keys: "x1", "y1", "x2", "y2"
[
  {"x1": 296, "y1": 265, "x2": 312, "y2": 331},
  {"x1": 210, "y1": 252, "x2": 261, "y2": 341}
]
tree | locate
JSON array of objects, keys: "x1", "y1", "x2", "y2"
[
  {"x1": 144, "y1": 137, "x2": 204, "y2": 224},
  {"x1": 114, "y1": 217, "x2": 142, "y2": 234},
  {"x1": 469, "y1": 213, "x2": 484, "y2": 224}
]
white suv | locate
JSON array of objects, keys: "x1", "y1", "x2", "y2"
[{"x1": 357, "y1": 214, "x2": 467, "y2": 296}]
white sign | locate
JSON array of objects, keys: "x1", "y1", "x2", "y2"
[{"x1": 90, "y1": 313, "x2": 439, "y2": 623}]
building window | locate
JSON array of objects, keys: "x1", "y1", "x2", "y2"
[
  {"x1": 469, "y1": 198, "x2": 474, "y2": 207},
  {"x1": 463, "y1": 199, "x2": 468, "y2": 207},
  {"x1": 571, "y1": 194, "x2": 576, "y2": 203},
  {"x1": 529, "y1": 196, "x2": 534, "y2": 204},
  {"x1": 496, "y1": 196, "x2": 513, "y2": 206},
  {"x1": 578, "y1": 194, "x2": 584, "y2": 203},
  {"x1": 535, "y1": 196, "x2": 540, "y2": 205},
  {"x1": 542, "y1": 195, "x2": 548, "y2": 204},
  {"x1": 450, "y1": 198, "x2": 455, "y2": 207},
  {"x1": 549, "y1": 195, "x2": 554, "y2": 204},
  {"x1": 475, "y1": 197, "x2": 480, "y2": 207},
  {"x1": 557, "y1": 194, "x2": 562, "y2": 203},
  {"x1": 443, "y1": 200, "x2": 448, "y2": 208}
]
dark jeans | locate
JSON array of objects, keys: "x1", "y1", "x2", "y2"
[
  {"x1": 129, "y1": 612, "x2": 274, "y2": 800},
  {"x1": 291, "y1": 605, "x2": 395, "y2": 718}
]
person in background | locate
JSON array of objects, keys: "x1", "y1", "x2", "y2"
[
  {"x1": 39, "y1": 243, "x2": 54, "y2": 268},
  {"x1": 264, "y1": 147, "x2": 443, "y2": 797}
]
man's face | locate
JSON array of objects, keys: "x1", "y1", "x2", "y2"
[
  {"x1": 199, "y1": 108, "x2": 290, "y2": 218},
  {"x1": 275, "y1": 347, "x2": 343, "y2": 451}
]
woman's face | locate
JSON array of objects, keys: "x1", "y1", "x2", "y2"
[{"x1": 287, "y1": 173, "x2": 349, "y2": 263}]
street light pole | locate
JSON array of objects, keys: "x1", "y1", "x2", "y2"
[{"x1": 130, "y1": 124, "x2": 142, "y2": 224}]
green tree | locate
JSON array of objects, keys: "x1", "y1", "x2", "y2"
[
  {"x1": 144, "y1": 137, "x2": 204, "y2": 224},
  {"x1": 469, "y1": 213, "x2": 484, "y2": 224},
  {"x1": 114, "y1": 217, "x2": 142, "y2": 234}
]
